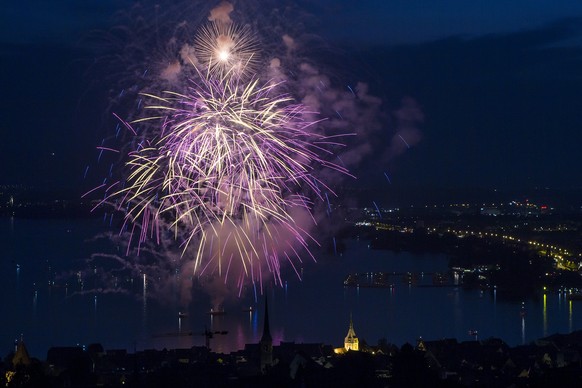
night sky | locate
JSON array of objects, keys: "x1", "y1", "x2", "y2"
[
  {"x1": 2, "y1": 0, "x2": 582, "y2": 360},
  {"x1": 2, "y1": 0, "x2": 582, "y2": 192}
]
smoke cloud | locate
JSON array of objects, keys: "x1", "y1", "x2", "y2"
[
  {"x1": 208, "y1": 1, "x2": 234, "y2": 24},
  {"x1": 82, "y1": 0, "x2": 423, "y2": 308}
]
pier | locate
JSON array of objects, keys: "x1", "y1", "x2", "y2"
[{"x1": 343, "y1": 271, "x2": 455, "y2": 288}]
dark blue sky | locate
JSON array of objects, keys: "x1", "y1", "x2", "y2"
[
  {"x1": 1, "y1": 0, "x2": 582, "y2": 191},
  {"x1": 313, "y1": 0, "x2": 582, "y2": 45}
]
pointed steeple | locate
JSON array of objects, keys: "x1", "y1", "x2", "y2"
[
  {"x1": 261, "y1": 295, "x2": 272, "y2": 343},
  {"x1": 344, "y1": 313, "x2": 359, "y2": 351},
  {"x1": 259, "y1": 294, "x2": 273, "y2": 373},
  {"x1": 12, "y1": 335, "x2": 31, "y2": 367}
]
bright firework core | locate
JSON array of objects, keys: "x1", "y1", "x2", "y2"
[
  {"x1": 218, "y1": 50, "x2": 230, "y2": 61},
  {"x1": 195, "y1": 22, "x2": 258, "y2": 79},
  {"x1": 98, "y1": 16, "x2": 350, "y2": 295}
]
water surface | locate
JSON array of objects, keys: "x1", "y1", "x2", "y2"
[{"x1": 1, "y1": 217, "x2": 580, "y2": 358}]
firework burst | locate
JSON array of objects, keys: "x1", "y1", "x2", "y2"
[
  {"x1": 193, "y1": 21, "x2": 260, "y2": 80},
  {"x1": 98, "y1": 33, "x2": 349, "y2": 289},
  {"x1": 82, "y1": 1, "x2": 420, "y2": 304}
]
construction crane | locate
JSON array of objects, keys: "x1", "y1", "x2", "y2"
[{"x1": 152, "y1": 327, "x2": 228, "y2": 350}]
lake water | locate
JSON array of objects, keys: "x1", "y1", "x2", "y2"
[{"x1": 1, "y1": 216, "x2": 581, "y2": 358}]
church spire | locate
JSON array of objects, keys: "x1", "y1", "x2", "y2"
[
  {"x1": 261, "y1": 295, "x2": 272, "y2": 342},
  {"x1": 344, "y1": 313, "x2": 359, "y2": 351},
  {"x1": 259, "y1": 294, "x2": 273, "y2": 373},
  {"x1": 12, "y1": 335, "x2": 31, "y2": 367}
]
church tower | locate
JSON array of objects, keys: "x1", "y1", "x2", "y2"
[
  {"x1": 259, "y1": 296, "x2": 273, "y2": 373},
  {"x1": 12, "y1": 335, "x2": 31, "y2": 367},
  {"x1": 344, "y1": 314, "x2": 359, "y2": 351}
]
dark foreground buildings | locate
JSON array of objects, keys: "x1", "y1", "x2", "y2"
[{"x1": 3, "y1": 316, "x2": 582, "y2": 387}]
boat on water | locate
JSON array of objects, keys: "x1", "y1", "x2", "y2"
[
  {"x1": 178, "y1": 312, "x2": 187, "y2": 318},
  {"x1": 242, "y1": 306, "x2": 254, "y2": 313}
]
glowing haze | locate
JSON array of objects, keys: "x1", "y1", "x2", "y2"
[{"x1": 83, "y1": 1, "x2": 420, "y2": 306}]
